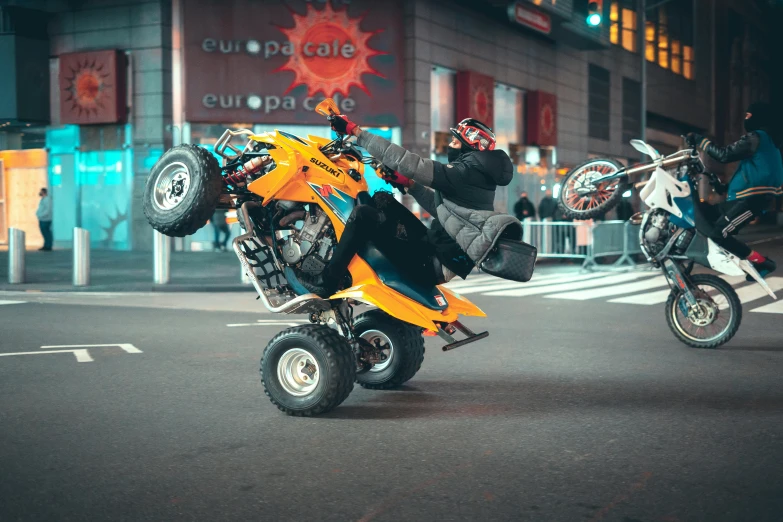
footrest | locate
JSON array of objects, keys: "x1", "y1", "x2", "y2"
[
  {"x1": 438, "y1": 320, "x2": 489, "y2": 352},
  {"x1": 442, "y1": 331, "x2": 489, "y2": 352}
]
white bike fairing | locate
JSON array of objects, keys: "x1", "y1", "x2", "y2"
[
  {"x1": 706, "y1": 240, "x2": 777, "y2": 299},
  {"x1": 639, "y1": 166, "x2": 691, "y2": 218}
]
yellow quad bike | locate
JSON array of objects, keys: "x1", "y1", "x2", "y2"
[{"x1": 143, "y1": 99, "x2": 489, "y2": 416}]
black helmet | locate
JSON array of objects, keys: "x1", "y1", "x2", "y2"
[
  {"x1": 745, "y1": 102, "x2": 774, "y2": 132},
  {"x1": 450, "y1": 118, "x2": 496, "y2": 151}
]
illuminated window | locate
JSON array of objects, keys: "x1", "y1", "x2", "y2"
[
  {"x1": 610, "y1": 2, "x2": 619, "y2": 44},
  {"x1": 645, "y1": 21, "x2": 656, "y2": 61},
  {"x1": 621, "y1": 8, "x2": 637, "y2": 52},
  {"x1": 683, "y1": 45, "x2": 694, "y2": 79},
  {"x1": 657, "y1": 11, "x2": 669, "y2": 70},
  {"x1": 671, "y1": 40, "x2": 682, "y2": 74}
]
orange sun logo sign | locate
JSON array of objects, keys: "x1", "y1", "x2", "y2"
[
  {"x1": 63, "y1": 58, "x2": 113, "y2": 118},
  {"x1": 274, "y1": 4, "x2": 386, "y2": 98}
]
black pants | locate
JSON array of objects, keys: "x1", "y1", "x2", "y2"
[
  {"x1": 213, "y1": 223, "x2": 230, "y2": 249},
  {"x1": 695, "y1": 195, "x2": 768, "y2": 258},
  {"x1": 326, "y1": 196, "x2": 438, "y2": 287},
  {"x1": 38, "y1": 220, "x2": 53, "y2": 249}
]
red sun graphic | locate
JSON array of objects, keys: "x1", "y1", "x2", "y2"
[
  {"x1": 540, "y1": 103, "x2": 555, "y2": 137},
  {"x1": 63, "y1": 58, "x2": 113, "y2": 118},
  {"x1": 473, "y1": 87, "x2": 490, "y2": 122},
  {"x1": 274, "y1": 4, "x2": 386, "y2": 98}
]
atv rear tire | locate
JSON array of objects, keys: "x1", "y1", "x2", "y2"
[
  {"x1": 260, "y1": 325, "x2": 355, "y2": 416},
  {"x1": 143, "y1": 144, "x2": 222, "y2": 237},
  {"x1": 353, "y1": 310, "x2": 425, "y2": 390}
]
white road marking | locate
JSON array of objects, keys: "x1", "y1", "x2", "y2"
[
  {"x1": 484, "y1": 272, "x2": 656, "y2": 297},
  {"x1": 733, "y1": 277, "x2": 783, "y2": 304},
  {"x1": 40, "y1": 343, "x2": 143, "y2": 354},
  {"x1": 546, "y1": 276, "x2": 669, "y2": 300},
  {"x1": 609, "y1": 289, "x2": 672, "y2": 305},
  {"x1": 0, "y1": 300, "x2": 26, "y2": 305},
  {"x1": 750, "y1": 300, "x2": 783, "y2": 314},
  {"x1": 445, "y1": 272, "x2": 619, "y2": 295},
  {"x1": 0, "y1": 349, "x2": 93, "y2": 363},
  {"x1": 226, "y1": 319, "x2": 309, "y2": 328}
]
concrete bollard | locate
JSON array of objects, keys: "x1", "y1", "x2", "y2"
[
  {"x1": 72, "y1": 228, "x2": 90, "y2": 286},
  {"x1": 153, "y1": 230, "x2": 170, "y2": 284},
  {"x1": 8, "y1": 228, "x2": 25, "y2": 284}
]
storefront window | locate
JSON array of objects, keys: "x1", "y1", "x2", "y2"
[
  {"x1": 430, "y1": 66, "x2": 456, "y2": 161},
  {"x1": 645, "y1": 21, "x2": 656, "y2": 62},
  {"x1": 683, "y1": 45, "x2": 694, "y2": 80},
  {"x1": 493, "y1": 83, "x2": 524, "y2": 153},
  {"x1": 621, "y1": 6, "x2": 638, "y2": 52}
]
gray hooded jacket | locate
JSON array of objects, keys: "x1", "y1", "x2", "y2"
[{"x1": 356, "y1": 130, "x2": 522, "y2": 270}]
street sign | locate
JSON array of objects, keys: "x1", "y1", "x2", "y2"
[{"x1": 508, "y1": 2, "x2": 552, "y2": 35}]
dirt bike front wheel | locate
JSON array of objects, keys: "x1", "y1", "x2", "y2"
[
  {"x1": 558, "y1": 158, "x2": 628, "y2": 220},
  {"x1": 143, "y1": 144, "x2": 222, "y2": 237},
  {"x1": 665, "y1": 274, "x2": 742, "y2": 349}
]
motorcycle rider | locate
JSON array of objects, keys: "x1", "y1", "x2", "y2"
[
  {"x1": 298, "y1": 116, "x2": 519, "y2": 298},
  {"x1": 687, "y1": 102, "x2": 783, "y2": 279}
]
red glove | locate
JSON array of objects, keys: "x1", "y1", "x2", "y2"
[
  {"x1": 382, "y1": 169, "x2": 413, "y2": 189},
  {"x1": 330, "y1": 114, "x2": 358, "y2": 136}
]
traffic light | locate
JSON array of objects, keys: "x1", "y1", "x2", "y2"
[{"x1": 586, "y1": 0, "x2": 603, "y2": 27}]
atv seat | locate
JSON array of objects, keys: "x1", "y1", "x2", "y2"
[{"x1": 358, "y1": 243, "x2": 448, "y2": 311}]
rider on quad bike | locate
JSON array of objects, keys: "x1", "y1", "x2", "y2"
[{"x1": 299, "y1": 116, "x2": 520, "y2": 297}]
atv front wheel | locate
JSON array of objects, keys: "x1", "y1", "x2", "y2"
[
  {"x1": 260, "y1": 325, "x2": 355, "y2": 416},
  {"x1": 143, "y1": 144, "x2": 222, "y2": 237},
  {"x1": 353, "y1": 310, "x2": 425, "y2": 390}
]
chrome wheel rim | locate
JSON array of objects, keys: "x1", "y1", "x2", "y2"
[
  {"x1": 361, "y1": 329, "x2": 394, "y2": 373},
  {"x1": 562, "y1": 161, "x2": 621, "y2": 213},
  {"x1": 153, "y1": 162, "x2": 191, "y2": 210},
  {"x1": 277, "y1": 348, "x2": 320, "y2": 396},
  {"x1": 671, "y1": 284, "x2": 733, "y2": 343}
]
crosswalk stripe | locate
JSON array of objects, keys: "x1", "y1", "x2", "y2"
[
  {"x1": 546, "y1": 276, "x2": 669, "y2": 301},
  {"x1": 446, "y1": 271, "x2": 571, "y2": 290},
  {"x1": 733, "y1": 277, "x2": 783, "y2": 304},
  {"x1": 750, "y1": 299, "x2": 783, "y2": 314},
  {"x1": 446, "y1": 272, "x2": 619, "y2": 295},
  {"x1": 0, "y1": 300, "x2": 26, "y2": 306},
  {"x1": 483, "y1": 271, "x2": 656, "y2": 297},
  {"x1": 609, "y1": 288, "x2": 672, "y2": 305}
]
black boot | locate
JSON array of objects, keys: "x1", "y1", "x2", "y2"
[
  {"x1": 296, "y1": 271, "x2": 339, "y2": 298},
  {"x1": 746, "y1": 257, "x2": 776, "y2": 281}
]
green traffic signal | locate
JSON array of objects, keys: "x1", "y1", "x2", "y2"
[{"x1": 586, "y1": 12, "x2": 602, "y2": 26}]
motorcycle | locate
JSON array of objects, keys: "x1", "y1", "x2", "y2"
[
  {"x1": 557, "y1": 138, "x2": 776, "y2": 349},
  {"x1": 143, "y1": 98, "x2": 501, "y2": 416}
]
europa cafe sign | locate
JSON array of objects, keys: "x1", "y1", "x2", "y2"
[{"x1": 183, "y1": 0, "x2": 404, "y2": 126}]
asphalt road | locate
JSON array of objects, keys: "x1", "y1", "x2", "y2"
[{"x1": 1, "y1": 270, "x2": 782, "y2": 521}]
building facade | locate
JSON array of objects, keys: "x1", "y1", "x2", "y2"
[{"x1": 0, "y1": 0, "x2": 780, "y2": 250}]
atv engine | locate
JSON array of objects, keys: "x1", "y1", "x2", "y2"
[{"x1": 275, "y1": 203, "x2": 336, "y2": 274}]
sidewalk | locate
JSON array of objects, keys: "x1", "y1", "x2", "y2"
[{"x1": 1, "y1": 223, "x2": 781, "y2": 293}]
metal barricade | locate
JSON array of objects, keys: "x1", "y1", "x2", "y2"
[
  {"x1": 73, "y1": 228, "x2": 90, "y2": 286},
  {"x1": 582, "y1": 220, "x2": 642, "y2": 270},
  {"x1": 8, "y1": 227, "x2": 25, "y2": 284},
  {"x1": 522, "y1": 218, "x2": 592, "y2": 260}
]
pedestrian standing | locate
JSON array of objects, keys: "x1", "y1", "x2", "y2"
[
  {"x1": 211, "y1": 209, "x2": 230, "y2": 251},
  {"x1": 513, "y1": 192, "x2": 536, "y2": 220},
  {"x1": 538, "y1": 189, "x2": 558, "y2": 220},
  {"x1": 36, "y1": 187, "x2": 53, "y2": 251}
]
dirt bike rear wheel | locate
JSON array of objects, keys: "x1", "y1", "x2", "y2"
[
  {"x1": 665, "y1": 273, "x2": 742, "y2": 349},
  {"x1": 260, "y1": 325, "x2": 355, "y2": 416},
  {"x1": 353, "y1": 310, "x2": 425, "y2": 390},
  {"x1": 558, "y1": 158, "x2": 628, "y2": 220},
  {"x1": 143, "y1": 144, "x2": 222, "y2": 237}
]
